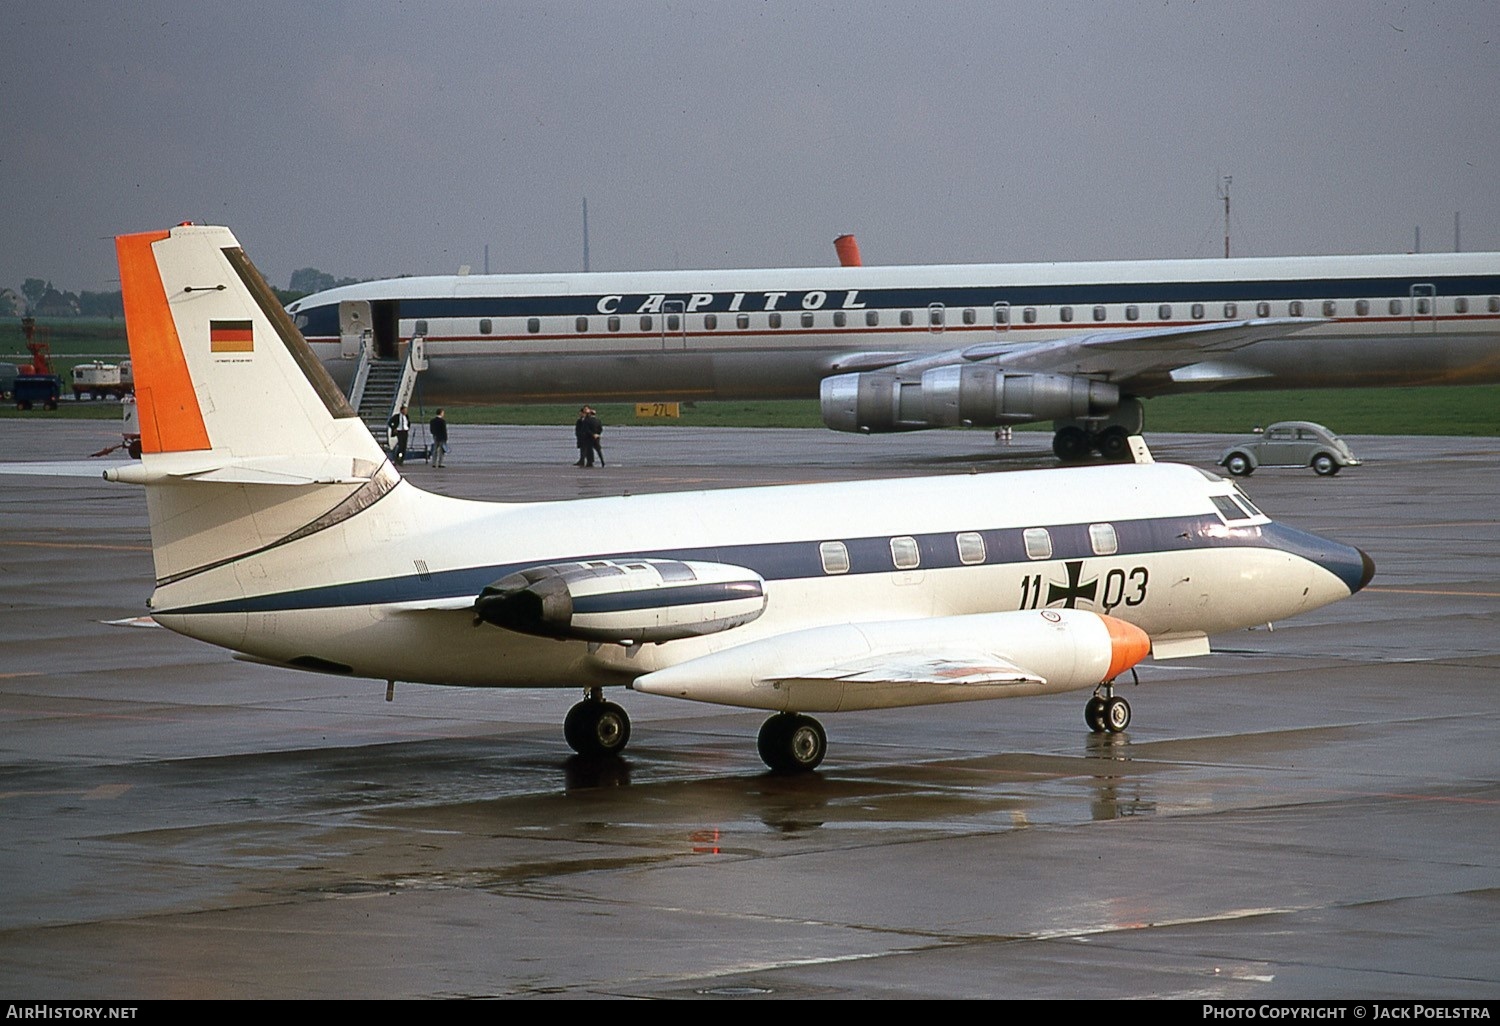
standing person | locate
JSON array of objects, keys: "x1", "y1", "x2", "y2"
[
  {"x1": 388, "y1": 405, "x2": 410, "y2": 465},
  {"x1": 428, "y1": 408, "x2": 448, "y2": 467},
  {"x1": 573, "y1": 406, "x2": 592, "y2": 467},
  {"x1": 584, "y1": 406, "x2": 605, "y2": 467}
]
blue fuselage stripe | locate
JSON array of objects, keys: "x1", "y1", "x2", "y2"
[{"x1": 157, "y1": 513, "x2": 1360, "y2": 616}]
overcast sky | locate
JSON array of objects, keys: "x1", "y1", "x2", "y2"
[{"x1": 4, "y1": 0, "x2": 1497, "y2": 294}]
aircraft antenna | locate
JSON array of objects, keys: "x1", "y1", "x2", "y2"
[
  {"x1": 1220, "y1": 175, "x2": 1232, "y2": 258},
  {"x1": 583, "y1": 197, "x2": 590, "y2": 273}
]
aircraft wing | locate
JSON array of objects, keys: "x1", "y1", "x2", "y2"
[{"x1": 954, "y1": 317, "x2": 1320, "y2": 384}]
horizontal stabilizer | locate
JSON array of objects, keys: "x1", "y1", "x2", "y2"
[{"x1": 104, "y1": 454, "x2": 381, "y2": 486}]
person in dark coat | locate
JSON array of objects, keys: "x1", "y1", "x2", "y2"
[
  {"x1": 574, "y1": 407, "x2": 592, "y2": 467},
  {"x1": 428, "y1": 408, "x2": 448, "y2": 467},
  {"x1": 583, "y1": 406, "x2": 604, "y2": 467},
  {"x1": 387, "y1": 405, "x2": 410, "y2": 465}
]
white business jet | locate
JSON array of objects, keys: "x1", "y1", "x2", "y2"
[{"x1": 108, "y1": 225, "x2": 1374, "y2": 772}]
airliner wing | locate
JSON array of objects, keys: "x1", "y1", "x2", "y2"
[{"x1": 957, "y1": 318, "x2": 1320, "y2": 381}]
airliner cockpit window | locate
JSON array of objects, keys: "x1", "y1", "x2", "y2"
[{"x1": 1212, "y1": 495, "x2": 1254, "y2": 522}]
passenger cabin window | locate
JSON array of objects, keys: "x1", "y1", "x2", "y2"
[
  {"x1": 1093, "y1": 305, "x2": 1107, "y2": 321},
  {"x1": 1454, "y1": 297, "x2": 1469, "y2": 314},
  {"x1": 890, "y1": 536, "x2": 920, "y2": 570},
  {"x1": 704, "y1": 314, "x2": 718, "y2": 330},
  {"x1": 1158, "y1": 304, "x2": 1172, "y2": 320},
  {"x1": 1415, "y1": 297, "x2": 1431, "y2": 315},
  {"x1": 956, "y1": 532, "x2": 986, "y2": 565},
  {"x1": 1023, "y1": 307, "x2": 1037, "y2": 324},
  {"x1": 608, "y1": 316, "x2": 621, "y2": 331},
  {"x1": 527, "y1": 318, "x2": 540, "y2": 333},
  {"x1": 962, "y1": 308, "x2": 977, "y2": 325},
  {"x1": 1389, "y1": 299, "x2": 1403, "y2": 315},
  {"x1": 640, "y1": 315, "x2": 654, "y2": 331},
  {"x1": 994, "y1": 305, "x2": 1009, "y2": 325},
  {"x1": 1289, "y1": 301, "x2": 1303, "y2": 317},
  {"x1": 768, "y1": 312, "x2": 783, "y2": 329},
  {"x1": 415, "y1": 320, "x2": 429, "y2": 336},
  {"x1": 819, "y1": 541, "x2": 850, "y2": 575},
  {"x1": 801, "y1": 312, "x2": 815, "y2": 328},
  {"x1": 833, "y1": 311, "x2": 847, "y2": 327},
  {"x1": 929, "y1": 305, "x2": 945, "y2": 327},
  {"x1": 1256, "y1": 302, "x2": 1271, "y2": 317},
  {"x1": 1089, "y1": 523, "x2": 1118, "y2": 556},
  {"x1": 1125, "y1": 305, "x2": 1139, "y2": 321},
  {"x1": 866, "y1": 310, "x2": 880, "y2": 327},
  {"x1": 1490, "y1": 297, "x2": 1500, "y2": 313},
  {"x1": 1356, "y1": 300, "x2": 1370, "y2": 316},
  {"x1": 737, "y1": 313, "x2": 750, "y2": 329},
  {"x1": 575, "y1": 317, "x2": 589, "y2": 332},
  {"x1": 666, "y1": 314, "x2": 680, "y2": 331},
  {"x1": 1060, "y1": 306, "x2": 1074, "y2": 322},
  {"x1": 900, "y1": 310, "x2": 914, "y2": 326},
  {"x1": 1322, "y1": 300, "x2": 1338, "y2": 317},
  {"x1": 1191, "y1": 303, "x2": 1205, "y2": 319},
  {"x1": 1023, "y1": 528, "x2": 1052, "y2": 560},
  {"x1": 1223, "y1": 303, "x2": 1237, "y2": 318},
  {"x1": 479, "y1": 318, "x2": 492, "y2": 335}
]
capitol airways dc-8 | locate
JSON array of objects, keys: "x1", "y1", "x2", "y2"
[
  {"x1": 112, "y1": 224, "x2": 1373, "y2": 772},
  {"x1": 289, "y1": 245, "x2": 1500, "y2": 458}
]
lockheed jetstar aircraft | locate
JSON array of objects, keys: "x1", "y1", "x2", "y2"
[
  {"x1": 290, "y1": 247, "x2": 1500, "y2": 459},
  {"x1": 112, "y1": 224, "x2": 1374, "y2": 772}
]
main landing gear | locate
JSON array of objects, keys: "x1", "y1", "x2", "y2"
[
  {"x1": 564, "y1": 688, "x2": 631, "y2": 757},
  {"x1": 1084, "y1": 683, "x2": 1131, "y2": 734},
  {"x1": 757, "y1": 712, "x2": 828, "y2": 773},
  {"x1": 1053, "y1": 425, "x2": 1133, "y2": 463}
]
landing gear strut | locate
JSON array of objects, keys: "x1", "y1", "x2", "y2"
[
  {"x1": 757, "y1": 713, "x2": 827, "y2": 773},
  {"x1": 1084, "y1": 683, "x2": 1131, "y2": 734},
  {"x1": 564, "y1": 688, "x2": 631, "y2": 757}
]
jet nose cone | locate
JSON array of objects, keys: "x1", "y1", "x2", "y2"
[{"x1": 1355, "y1": 547, "x2": 1376, "y2": 593}]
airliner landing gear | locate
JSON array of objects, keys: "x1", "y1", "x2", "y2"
[
  {"x1": 1053, "y1": 425, "x2": 1133, "y2": 463},
  {"x1": 758, "y1": 713, "x2": 827, "y2": 773},
  {"x1": 564, "y1": 689, "x2": 631, "y2": 757},
  {"x1": 1084, "y1": 685, "x2": 1131, "y2": 734}
]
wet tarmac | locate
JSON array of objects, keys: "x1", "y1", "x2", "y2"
[{"x1": 0, "y1": 419, "x2": 1496, "y2": 998}]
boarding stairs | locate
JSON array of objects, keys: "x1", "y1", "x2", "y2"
[{"x1": 347, "y1": 334, "x2": 427, "y2": 453}]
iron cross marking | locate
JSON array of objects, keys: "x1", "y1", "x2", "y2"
[{"x1": 1047, "y1": 560, "x2": 1098, "y2": 608}]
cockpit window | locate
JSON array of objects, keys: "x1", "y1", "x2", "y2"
[{"x1": 1212, "y1": 495, "x2": 1255, "y2": 522}]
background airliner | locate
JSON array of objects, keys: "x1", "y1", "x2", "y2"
[
  {"x1": 112, "y1": 224, "x2": 1372, "y2": 772},
  {"x1": 290, "y1": 249, "x2": 1500, "y2": 458}
]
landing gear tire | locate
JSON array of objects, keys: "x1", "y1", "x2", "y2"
[
  {"x1": 758, "y1": 713, "x2": 827, "y2": 773},
  {"x1": 564, "y1": 699, "x2": 631, "y2": 757},
  {"x1": 1312, "y1": 454, "x2": 1339, "y2": 476},
  {"x1": 1103, "y1": 696, "x2": 1131, "y2": 733},
  {"x1": 1085, "y1": 696, "x2": 1109, "y2": 733},
  {"x1": 1098, "y1": 427, "x2": 1131, "y2": 462},
  {"x1": 1052, "y1": 426, "x2": 1090, "y2": 462},
  {"x1": 1225, "y1": 453, "x2": 1253, "y2": 477}
]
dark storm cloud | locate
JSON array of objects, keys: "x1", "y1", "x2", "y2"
[{"x1": 3, "y1": 0, "x2": 1496, "y2": 293}]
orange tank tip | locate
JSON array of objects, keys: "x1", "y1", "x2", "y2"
[
  {"x1": 833, "y1": 234, "x2": 863, "y2": 267},
  {"x1": 1100, "y1": 614, "x2": 1152, "y2": 680}
]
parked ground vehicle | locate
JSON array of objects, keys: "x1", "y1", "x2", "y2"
[
  {"x1": 1219, "y1": 421, "x2": 1361, "y2": 477},
  {"x1": 72, "y1": 362, "x2": 129, "y2": 400},
  {"x1": 13, "y1": 320, "x2": 63, "y2": 410}
]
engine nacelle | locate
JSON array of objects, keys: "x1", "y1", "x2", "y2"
[
  {"x1": 474, "y1": 558, "x2": 767, "y2": 644},
  {"x1": 921, "y1": 366, "x2": 1120, "y2": 427},
  {"x1": 821, "y1": 368, "x2": 1119, "y2": 432}
]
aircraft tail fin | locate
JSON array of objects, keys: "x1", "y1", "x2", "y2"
[{"x1": 111, "y1": 225, "x2": 398, "y2": 595}]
